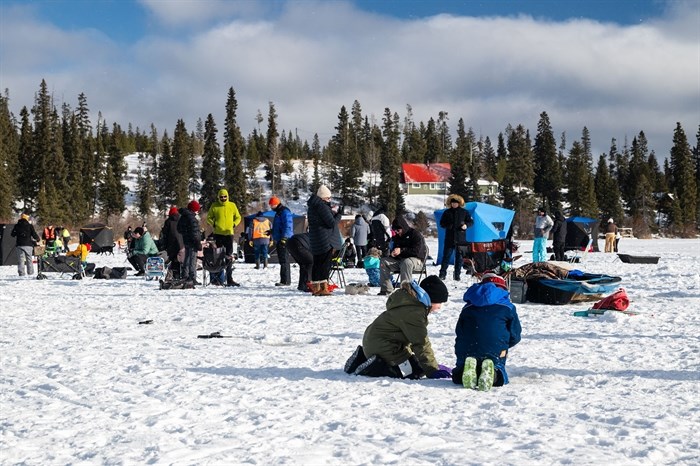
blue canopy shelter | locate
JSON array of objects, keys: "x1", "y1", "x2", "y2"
[{"x1": 434, "y1": 202, "x2": 515, "y2": 265}]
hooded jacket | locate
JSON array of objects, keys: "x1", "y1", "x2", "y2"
[
  {"x1": 307, "y1": 193, "x2": 341, "y2": 255},
  {"x1": 177, "y1": 207, "x2": 201, "y2": 248},
  {"x1": 206, "y1": 189, "x2": 241, "y2": 236},
  {"x1": 440, "y1": 195, "x2": 473, "y2": 245},
  {"x1": 161, "y1": 212, "x2": 185, "y2": 258},
  {"x1": 11, "y1": 218, "x2": 40, "y2": 247},
  {"x1": 350, "y1": 216, "x2": 370, "y2": 246},
  {"x1": 551, "y1": 211, "x2": 567, "y2": 244},
  {"x1": 362, "y1": 287, "x2": 439, "y2": 376},
  {"x1": 454, "y1": 282, "x2": 521, "y2": 369},
  {"x1": 391, "y1": 216, "x2": 427, "y2": 260}
]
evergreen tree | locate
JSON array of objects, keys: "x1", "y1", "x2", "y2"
[
  {"x1": 401, "y1": 104, "x2": 426, "y2": 163},
  {"x1": 669, "y1": 122, "x2": 698, "y2": 234},
  {"x1": 448, "y1": 119, "x2": 470, "y2": 200},
  {"x1": 378, "y1": 108, "x2": 404, "y2": 219},
  {"x1": 310, "y1": 133, "x2": 322, "y2": 195},
  {"x1": 466, "y1": 132, "x2": 482, "y2": 202},
  {"x1": 437, "y1": 111, "x2": 452, "y2": 162},
  {"x1": 32, "y1": 80, "x2": 54, "y2": 221},
  {"x1": 223, "y1": 87, "x2": 248, "y2": 211},
  {"x1": 171, "y1": 119, "x2": 191, "y2": 207},
  {"x1": 135, "y1": 164, "x2": 156, "y2": 218},
  {"x1": 17, "y1": 106, "x2": 35, "y2": 211},
  {"x1": 0, "y1": 91, "x2": 18, "y2": 219},
  {"x1": 155, "y1": 131, "x2": 172, "y2": 211},
  {"x1": 594, "y1": 154, "x2": 623, "y2": 223},
  {"x1": 424, "y1": 118, "x2": 439, "y2": 164},
  {"x1": 533, "y1": 111, "x2": 562, "y2": 212},
  {"x1": 565, "y1": 141, "x2": 598, "y2": 217},
  {"x1": 98, "y1": 123, "x2": 127, "y2": 219},
  {"x1": 495, "y1": 132, "x2": 507, "y2": 184},
  {"x1": 76, "y1": 93, "x2": 94, "y2": 218},
  {"x1": 329, "y1": 105, "x2": 362, "y2": 206},
  {"x1": 200, "y1": 114, "x2": 222, "y2": 208},
  {"x1": 482, "y1": 136, "x2": 497, "y2": 182},
  {"x1": 265, "y1": 101, "x2": 281, "y2": 196}
]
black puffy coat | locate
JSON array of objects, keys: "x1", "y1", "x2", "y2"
[
  {"x1": 440, "y1": 207, "x2": 473, "y2": 245},
  {"x1": 307, "y1": 194, "x2": 341, "y2": 255},
  {"x1": 11, "y1": 219, "x2": 40, "y2": 247},
  {"x1": 177, "y1": 208, "x2": 201, "y2": 249},
  {"x1": 391, "y1": 216, "x2": 427, "y2": 260},
  {"x1": 161, "y1": 213, "x2": 185, "y2": 259},
  {"x1": 551, "y1": 211, "x2": 567, "y2": 245}
]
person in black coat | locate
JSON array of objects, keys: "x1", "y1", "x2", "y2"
[
  {"x1": 378, "y1": 215, "x2": 427, "y2": 295},
  {"x1": 161, "y1": 206, "x2": 185, "y2": 279},
  {"x1": 551, "y1": 210, "x2": 568, "y2": 261},
  {"x1": 177, "y1": 201, "x2": 202, "y2": 284},
  {"x1": 11, "y1": 213, "x2": 40, "y2": 276},
  {"x1": 307, "y1": 185, "x2": 342, "y2": 295},
  {"x1": 439, "y1": 194, "x2": 473, "y2": 281},
  {"x1": 287, "y1": 233, "x2": 313, "y2": 292}
]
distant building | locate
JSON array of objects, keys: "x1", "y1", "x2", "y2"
[{"x1": 400, "y1": 163, "x2": 499, "y2": 198}]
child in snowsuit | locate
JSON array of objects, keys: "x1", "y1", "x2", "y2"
[
  {"x1": 343, "y1": 275, "x2": 452, "y2": 380},
  {"x1": 363, "y1": 247, "x2": 381, "y2": 287},
  {"x1": 452, "y1": 273, "x2": 522, "y2": 391}
]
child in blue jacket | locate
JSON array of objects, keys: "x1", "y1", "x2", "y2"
[
  {"x1": 363, "y1": 247, "x2": 381, "y2": 286},
  {"x1": 452, "y1": 273, "x2": 522, "y2": 391}
]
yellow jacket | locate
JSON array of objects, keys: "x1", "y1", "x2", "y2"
[
  {"x1": 67, "y1": 243, "x2": 89, "y2": 262},
  {"x1": 206, "y1": 189, "x2": 241, "y2": 235}
]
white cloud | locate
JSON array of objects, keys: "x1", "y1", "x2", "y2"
[{"x1": 1, "y1": 0, "x2": 698, "y2": 158}]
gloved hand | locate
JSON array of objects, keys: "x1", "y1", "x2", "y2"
[
  {"x1": 248, "y1": 241, "x2": 253, "y2": 247},
  {"x1": 280, "y1": 238, "x2": 287, "y2": 246},
  {"x1": 427, "y1": 364, "x2": 453, "y2": 379}
]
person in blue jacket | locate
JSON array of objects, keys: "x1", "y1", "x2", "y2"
[
  {"x1": 452, "y1": 273, "x2": 522, "y2": 391},
  {"x1": 269, "y1": 196, "x2": 294, "y2": 286}
]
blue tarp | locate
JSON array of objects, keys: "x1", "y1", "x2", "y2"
[{"x1": 434, "y1": 202, "x2": 515, "y2": 265}]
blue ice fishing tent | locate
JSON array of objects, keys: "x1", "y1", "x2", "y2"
[{"x1": 434, "y1": 202, "x2": 515, "y2": 265}]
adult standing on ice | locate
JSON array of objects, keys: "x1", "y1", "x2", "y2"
[
  {"x1": 177, "y1": 200, "x2": 203, "y2": 285},
  {"x1": 10, "y1": 213, "x2": 40, "y2": 277},
  {"x1": 532, "y1": 206, "x2": 553, "y2": 262},
  {"x1": 344, "y1": 275, "x2": 453, "y2": 380},
  {"x1": 269, "y1": 196, "x2": 294, "y2": 286},
  {"x1": 307, "y1": 185, "x2": 342, "y2": 296},
  {"x1": 206, "y1": 189, "x2": 242, "y2": 287},
  {"x1": 438, "y1": 194, "x2": 473, "y2": 281},
  {"x1": 551, "y1": 210, "x2": 567, "y2": 261}
]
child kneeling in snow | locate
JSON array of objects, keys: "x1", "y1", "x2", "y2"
[
  {"x1": 343, "y1": 275, "x2": 452, "y2": 380},
  {"x1": 363, "y1": 247, "x2": 381, "y2": 287},
  {"x1": 452, "y1": 273, "x2": 522, "y2": 391}
]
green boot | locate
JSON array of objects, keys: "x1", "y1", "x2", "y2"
[
  {"x1": 462, "y1": 357, "x2": 477, "y2": 389},
  {"x1": 478, "y1": 359, "x2": 495, "y2": 392}
]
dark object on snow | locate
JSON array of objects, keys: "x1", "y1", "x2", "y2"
[
  {"x1": 617, "y1": 253, "x2": 659, "y2": 264},
  {"x1": 197, "y1": 331, "x2": 231, "y2": 339},
  {"x1": 93, "y1": 266, "x2": 128, "y2": 279},
  {"x1": 526, "y1": 273, "x2": 621, "y2": 305},
  {"x1": 509, "y1": 279, "x2": 528, "y2": 304},
  {"x1": 80, "y1": 223, "x2": 115, "y2": 254},
  {"x1": 565, "y1": 217, "x2": 600, "y2": 252},
  {"x1": 138, "y1": 320, "x2": 153, "y2": 325},
  {"x1": 159, "y1": 278, "x2": 195, "y2": 290},
  {"x1": 0, "y1": 223, "x2": 19, "y2": 266},
  {"x1": 36, "y1": 255, "x2": 86, "y2": 279}
]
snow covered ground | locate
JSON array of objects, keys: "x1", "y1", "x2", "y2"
[{"x1": 1, "y1": 237, "x2": 699, "y2": 465}]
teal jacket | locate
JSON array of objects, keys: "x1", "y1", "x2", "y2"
[{"x1": 133, "y1": 231, "x2": 159, "y2": 256}]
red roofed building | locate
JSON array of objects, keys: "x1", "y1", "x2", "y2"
[{"x1": 401, "y1": 163, "x2": 451, "y2": 195}]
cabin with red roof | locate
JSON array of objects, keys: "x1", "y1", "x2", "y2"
[{"x1": 401, "y1": 163, "x2": 451, "y2": 195}]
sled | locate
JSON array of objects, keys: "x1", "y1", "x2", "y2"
[{"x1": 617, "y1": 253, "x2": 659, "y2": 264}]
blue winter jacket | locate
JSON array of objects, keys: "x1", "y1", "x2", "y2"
[
  {"x1": 272, "y1": 205, "x2": 294, "y2": 242},
  {"x1": 455, "y1": 282, "x2": 522, "y2": 370}
]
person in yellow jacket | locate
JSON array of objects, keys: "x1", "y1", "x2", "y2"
[
  {"x1": 207, "y1": 188, "x2": 242, "y2": 286},
  {"x1": 67, "y1": 240, "x2": 90, "y2": 263}
]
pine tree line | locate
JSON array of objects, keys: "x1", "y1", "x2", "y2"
[{"x1": 0, "y1": 82, "x2": 697, "y2": 237}]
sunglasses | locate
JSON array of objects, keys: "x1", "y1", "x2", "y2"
[{"x1": 219, "y1": 196, "x2": 228, "y2": 200}]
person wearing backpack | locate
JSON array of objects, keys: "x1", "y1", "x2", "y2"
[
  {"x1": 343, "y1": 275, "x2": 453, "y2": 380},
  {"x1": 452, "y1": 273, "x2": 522, "y2": 391}
]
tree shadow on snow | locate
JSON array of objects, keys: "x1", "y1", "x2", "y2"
[{"x1": 187, "y1": 366, "x2": 348, "y2": 381}]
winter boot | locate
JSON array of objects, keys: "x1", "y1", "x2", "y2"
[
  {"x1": 478, "y1": 358, "x2": 495, "y2": 392},
  {"x1": 344, "y1": 345, "x2": 367, "y2": 374},
  {"x1": 309, "y1": 281, "x2": 321, "y2": 295},
  {"x1": 263, "y1": 259, "x2": 268, "y2": 269},
  {"x1": 254, "y1": 260, "x2": 260, "y2": 270},
  {"x1": 462, "y1": 357, "x2": 478, "y2": 389},
  {"x1": 316, "y1": 280, "x2": 333, "y2": 296}
]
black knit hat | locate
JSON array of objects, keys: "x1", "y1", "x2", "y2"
[{"x1": 420, "y1": 275, "x2": 449, "y2": 303}]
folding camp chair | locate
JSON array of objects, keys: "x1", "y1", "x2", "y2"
[
  {"x1": 201, "y1": 245, "x2": 230, "y2": 287},
  {"x1": 329, "y1": 243, "x2": 348, "y2": 288},
  {"x1": 391, "y1": 245, "x2": 429, "y2": 287},
  {"x1": 458, "y1": 240, "x2": 508, "y2": 279},
  {"x1": 569, "y1": 237, "x2": 593, "y2": 264},
  {"x1": 145, "y1": 256, "x2": 166, "y2": 281}
]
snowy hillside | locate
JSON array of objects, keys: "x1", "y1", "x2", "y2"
[{"x1": 1, "y1": 238, "x2": 699, "y2": 464}]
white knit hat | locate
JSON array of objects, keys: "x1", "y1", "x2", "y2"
[
  {"x1": 317, "y1": 185, "x2": 331, "y2": 199},
  {"x1": 608, "y1": 218, "x2": 614, "y2": 223}
]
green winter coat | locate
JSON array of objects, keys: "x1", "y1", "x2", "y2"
[
  {"x1": 206, "y1": 189, "x2": 242, "y2": 236},
  {"x1": 362, "y1": 287, "x2": 439, "y2": 376},
  {"x1": 133, "y1": 231, "x2": 159, "y2": 256}
]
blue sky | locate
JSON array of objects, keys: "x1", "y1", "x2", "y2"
[{"x1": 1, "y1": 0, "x2": 698, "y2": 158}]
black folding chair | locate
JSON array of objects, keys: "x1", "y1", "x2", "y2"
[{"x1": 329, "y1": 243, "x2": 348, "y2": 288}]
